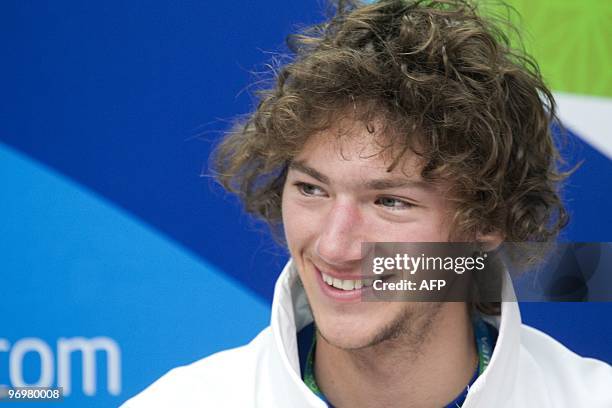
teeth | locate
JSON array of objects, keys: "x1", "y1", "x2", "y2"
[
  {"x1": 321, "y1": 271, "x2": 368, "y2": 291},
  {"x1": 324, "y1": 274, "x2": 333, "y2": 285},
  {"x1": 342, "y1": 280, "x2": 354, "y2": 290}
]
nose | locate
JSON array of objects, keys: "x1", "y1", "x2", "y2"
[{"x1": 314, "y1": 200, "x2": 364, "y2": 267}]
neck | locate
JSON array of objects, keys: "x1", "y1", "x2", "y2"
[{"x1": 314, "y1": 303, "x2": 477, "y2": 408}]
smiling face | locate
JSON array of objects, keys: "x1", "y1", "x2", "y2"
[{"x1": 281, "y1": 117, "x2": 459, "y2": 350}]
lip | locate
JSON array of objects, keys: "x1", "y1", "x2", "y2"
[
  {"x1": 310, "y1": 260, "x2": 396, "y2": 303},
  {"x1": 315, "y1": 264, "x2": 364, "y2": 281},
  {"x1": 314, "y1": 264, "x2": 366, "y2": 302}
]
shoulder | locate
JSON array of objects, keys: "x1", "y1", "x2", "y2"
[
  {"x1": 120, "y1": 327, "x2": 273, "y2": 408},
  {"x1": 518, "y1": 324, "x2": 612, "y2": 407}
]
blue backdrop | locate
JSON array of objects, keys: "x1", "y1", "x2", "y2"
[{"x1": 1, "y1": 1, "x2": 611, "y2": 406}]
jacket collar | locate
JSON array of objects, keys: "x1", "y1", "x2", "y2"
[{"x1": 269, "y1": 259, "x2": 522, "y2": 407}]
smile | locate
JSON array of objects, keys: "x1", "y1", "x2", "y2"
[{"x1": 319, "y1": 271, "x2": 374, "y2": 291}]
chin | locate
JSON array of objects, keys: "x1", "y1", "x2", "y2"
[
  {"x1": 313, "y1": 301, "x2": 444, "y2": 351},
  {"x1": 312, "y1": 309, "x2": 395, "y2": 350},
  {"x1": 317, "y1": 323, "x2": 377, "y2": 350}
]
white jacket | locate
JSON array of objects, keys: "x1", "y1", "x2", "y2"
[{"x1": 122, "y1": 260, "x2": 612, "y2": 407}]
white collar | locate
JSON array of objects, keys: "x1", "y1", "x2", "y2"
[{"x1": 269, "y1": 259, "x2": 522, "y2": 407}]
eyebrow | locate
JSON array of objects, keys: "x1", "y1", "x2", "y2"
[
  {"x1": 288, "y1": 160, "x2": 433, "y2": 191},
  {"x1": 364, "y1": 178, "x2": 432, "y2": 191},
  {"x1": 289, "y1": 161, "x2": 330, "y2": 184}
]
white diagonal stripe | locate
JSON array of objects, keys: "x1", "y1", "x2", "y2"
[{"x1": 554, "y1": 92, "x2": 612, "y2": 159}]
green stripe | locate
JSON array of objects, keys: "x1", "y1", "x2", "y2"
[{"x1": 484, "y1": 0, "x2": 612, "y2": 97}]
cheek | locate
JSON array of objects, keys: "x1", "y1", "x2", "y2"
[
  {"x1": 425, "y1": 209, "x2": 453, "y2": 241},
  {"x1": 281, "y1": 189, "x2": 312, "y2": 251},
  {"x1": 382, "y1": 212, "x2": 451, "y2": 242}
]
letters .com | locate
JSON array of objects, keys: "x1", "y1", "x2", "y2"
[{"x1": 0, "y1": 337, "x2": 121, "y2": 396}]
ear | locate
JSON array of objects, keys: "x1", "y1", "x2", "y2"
[{"x1": 476, "y1": 229, "x2": 504, "y2": 251}]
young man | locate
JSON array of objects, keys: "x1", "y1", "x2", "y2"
[{"x1": 123, "y1": 1, "x2": 612, "y2": 406}]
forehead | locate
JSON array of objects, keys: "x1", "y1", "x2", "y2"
[{"x1": 293, "y1": 117, "x2": 425, "y2": 182}]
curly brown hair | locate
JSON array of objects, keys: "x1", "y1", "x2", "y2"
[{"x1": 212, "y1": 0, "x2": 569, "y2": 270}]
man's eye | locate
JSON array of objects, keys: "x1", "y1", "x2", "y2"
[
  {"x1": 375, "y1": 197, "x2": 415, "y2": 210},
  {"x1": 294, "y1": 182, "x2": 327, "y2": 197}
]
